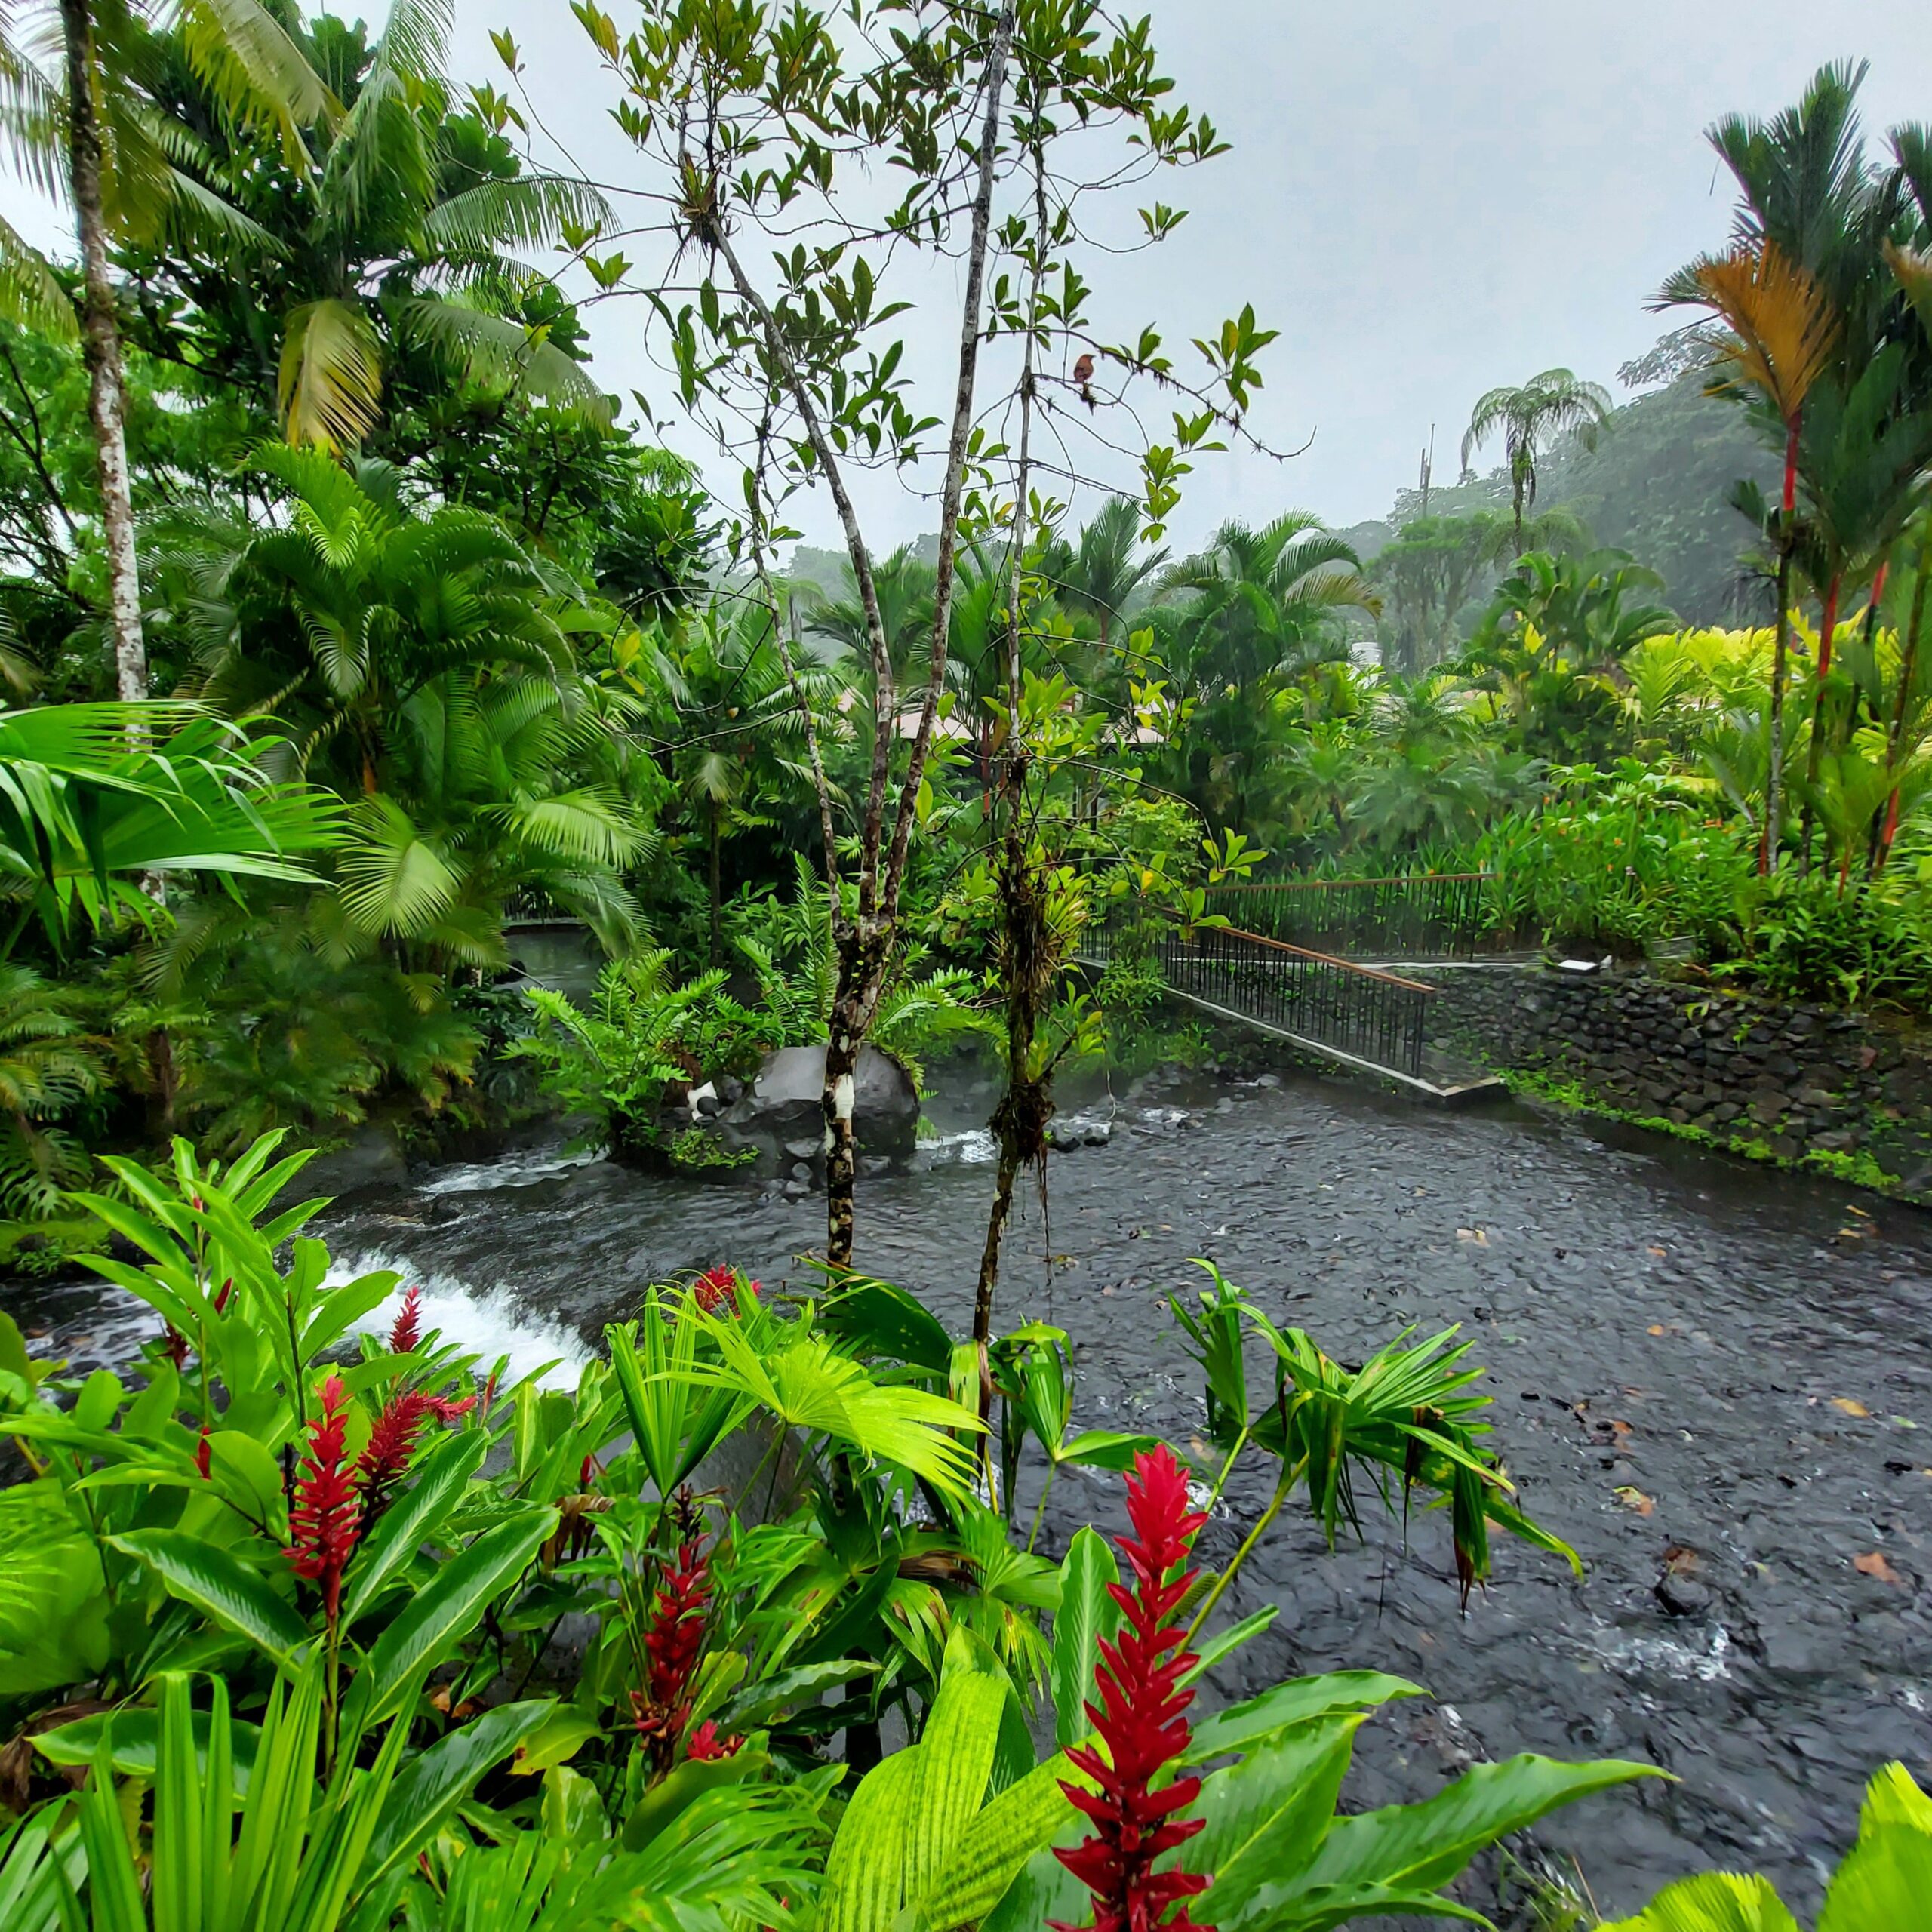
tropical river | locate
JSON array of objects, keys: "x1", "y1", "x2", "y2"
[{"x1": 14, "y1": 1055, "x2": 1932, "y2": 1918}]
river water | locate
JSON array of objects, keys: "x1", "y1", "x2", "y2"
[{"x1": 12, "y1": 1057, "x2": 1932, "y2": 1916}]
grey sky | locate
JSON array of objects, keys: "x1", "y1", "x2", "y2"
[
  {"x1": 458, "y1": 0, "x2": 1932, "y2": 551},
  {"x1": 8, "y1": 1, "x2": 1927, "y2": 555}
]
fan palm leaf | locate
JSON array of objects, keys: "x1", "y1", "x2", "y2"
[{"x1": 278, "y1": 297, "x2": 385, "y2": 451}]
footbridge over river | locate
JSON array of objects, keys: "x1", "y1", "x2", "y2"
[{"x1": 1079, "y1": 873, "x2": 1524, "y2": 1102}]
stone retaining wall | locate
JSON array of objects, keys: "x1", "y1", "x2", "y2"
[{"x1": 1420, "y1": 964, "x2": 1932, "y2": 1198}]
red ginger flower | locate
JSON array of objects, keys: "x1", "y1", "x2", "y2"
[
  {"x1": 286, "y1": 1374, "x2": 362, "y2": 1628},
  {"x1": 195, "y1": 1423, "x2": 212, "y2": 1480},
  {"x1": 389, "y1": 1284, "x2": 424, "y2": 1353},
  {"x1": 686, "y1": 1718, "x2": 741, "y2": 1761},
  {"x1": 631, "y1": 1519, "x2": 714, "y2": 1770},
  {"x1": 1051, "y1": 1444, "x2": 1214, "y2": 1932},
  {"x1": 694, "y1": 1265, "x2": 759, "y2": 1315}
]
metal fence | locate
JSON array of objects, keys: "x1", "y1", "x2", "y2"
[
  {"x1": 1204, "y1": 872, "x2": 1494, "y2": 961},
  {"x1": 1085, "y1": 916, "x2": 1435, "y2": 1077}
]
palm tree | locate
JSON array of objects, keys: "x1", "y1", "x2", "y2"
[
  {"x1": 2, "y1": 0, "x2": 332, "y2": 700},
  {"x1": 0, "y1": 961, "x2": 105, "y2": 1216},
  {"x1": 0, "y1": 700, "x2": 340, "y2": 952},
  {"x1": 1675, "y1": 243, "x2": 1841, "y2": 871},
  {"x1": 1459, "y1": 369, "x2": 1613, "y2": 553},
  {"x1": 1154, "y1": 513, "x2": 1380, "y2": 835},
  {"x1": 1043, "y1": 497, "x2": 1167, "y2": 655}
]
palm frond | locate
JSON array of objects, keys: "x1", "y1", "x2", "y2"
[{"x1": 278, "y1": 298, "x2": 384, "y2": 451}]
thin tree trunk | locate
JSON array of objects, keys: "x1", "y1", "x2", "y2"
[
  {"x1": 972, "y1": 125, "x2": 1050, "y2": 1422},
  {"x1": 1798, "y1": 571, "x2": 1841, "y2": 877},
  {"x1": 1875, "y1": 530, "x2": 1932, "y2": 875},
  {"x1": 707, "y1": 796, "x2": 721, "y2": 965},
  {"x1": 1763, "y1": 547, "x2": 1792, "y2": 875},
  {"x1": 60, "y1": 0, "x2": 146, "y2": 707}
]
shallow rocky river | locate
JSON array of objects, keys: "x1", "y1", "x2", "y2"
[{"x1": 14, "y1": 1056, "x2": 1932, "y2": 1917}]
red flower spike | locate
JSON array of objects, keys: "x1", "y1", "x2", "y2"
[
  {"x1": 632, "y1": 1513, "x2": 714, "y2": 1771},
  {"x1": 285, "y1": 1374, "x2": 362, "y2": 1628},
  {"x1": 213, "y1": 1279, "x2": 234, "y2": 1316},
  {"x1": 423, "y1": 1393, "x2": 477, "y2": 1424},
  {"x1": 693, "y1": 1265, "x2": 737, "y2": 1314},
  {"x1": 388, "y1": 1284, "x2": 424, "y2": 1354},
  {"x1": 1051, "y1": 1444, "x2": 1215, "y2": 1932},
  {"x1": 164, "y1": 1325, "x2": 189, "y2": 1371},
  {"x1": 195, "y1": 1423, "x2": 212, "y2": 1480},
  {"x1": 355, "y1": 1389, "x2": 435, "y2": 1512},
  {"x1": 686, "y1": 1718, "x2": 742, "y2": 1761}
]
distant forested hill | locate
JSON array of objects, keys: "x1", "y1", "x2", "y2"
[{"x1": 1349, "y1": 362, "x2": 1780, "y2": 630}]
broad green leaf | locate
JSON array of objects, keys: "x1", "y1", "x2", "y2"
[
  {"x1": 359, "y1": 1506, "x2": 557, "y2": 1723},
  {"x1": 340, "y1": 1427, "x2": 486, "y2": 1626},
  {"x1": 1050, "y1": 1527, "x2": 1121, "y2": 1749},
  {"x1": 1265, "y1": 1754, "x2": 1663, "y2": 1909},
  {"x1": 904, "y1": 1654, "x2": 1007, "y2": 1906},
  {"x1": 33, "y1": 1707, "x2": 260, "y2": 1790},
  {"x1": 1598, "y1": 1872, "x2": 1802, "y2": 1932},
  {"x1": 917, "y1": 1752, "x2": 1075, "y2": 1932},
  {"x1": 109, "y1": 1528, "x2": 308, "y2": 1663},
  {"x1": 716, "y1": 1658, "x2": 878, "y2": 1733},
  {"x1": 1250, "y1": 1880, "x2": 1491, "y2": 1931},
  {"x1": 1860, "y1": 1761, "x2": 1932, "y2": 1837},
  {"x1": 1185, "y1": 1670, "x2": 1423, "y2": 1764},
  {"x1": 978, "y1": 1838, "x2": 1088, "y2": 1932},
  {"x1": 822, "y1": 1749, "x2": 920, "y2": 1932},
  {"x1": 1182, "y1": 1605, "x2": 1278, "y2": 1687},
  {"x1": 1195, "y1": 1716, "x2": 1362, "y2": 1924},
  {"x1": 362, "y1": 1700, "x2": 554, "y2": 1884},
  {"x1": 1817, "y1": 1823, "x2": 1932, "y2": 1932},
  {"x1": 620, "y1": 1747, "x2": 768, "y2": 1853},
  {"x1": 1055, "y1": 1429, "x2": 1155, "y2": 1471},
  {"x1": 504, "y1": 1707, "x2": 601, "y2": 1777}
]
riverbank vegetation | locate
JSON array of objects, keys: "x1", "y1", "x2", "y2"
[{"x1": 0, "y1": 0, "x2": 1929, "y2": 1916}]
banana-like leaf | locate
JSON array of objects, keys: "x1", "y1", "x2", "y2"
[
  {"x1": 357, "y1": 1506, "x2": 558, "y2": 1723},
  {"x1": 1248, "y1": 1754, "x2": 1663, "y2": 1923},
  {"x1": 820, "y1": 1749, "x2": 920, "y2": 1932},
  {"x1": 903, "y1": 1661, "x2": 1007, "y2": 1908},
  {"x1": 916, "y1": 1752, "x2": 1075, "y2": 1932},
  {"x1": 361, "y1": 1700, "x2": 554, "y2": 1884},
  {"x1": 108, "y1": 1528, "x2": 309, "y2": 1664},
  {"x1": 1184, "y1": 1670, "x2": 1423, "y2": 1764},
  {"x1": 1194, "y1": 1716, "x2": 1364, "y2": 1926},
  {"x1": 339, "y1": 1426, "x2": 486, "y2": 1626},
  {"x1": 1049, "y1": 1527, "x2": 1121, "y2": 1749}
]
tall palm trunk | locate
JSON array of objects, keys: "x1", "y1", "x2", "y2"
[
  {"x1": 1875, "y1": 529, "x2": 1932, "y2": 875},
  {"x1": 60, "y1": 0, "x2": 146, "y2": 705},
  {"x1": 1761, "y1": 423, "x2": 1801, "y2": 876},
  {"x1": 1797, "y1": 571, "x2": 1841, "y2": 876}
]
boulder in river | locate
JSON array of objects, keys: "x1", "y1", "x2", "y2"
[{"x1": 721, "y1": 1041, "x2": 920, "y2": 1171}]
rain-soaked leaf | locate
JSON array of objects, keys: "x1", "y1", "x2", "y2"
[
  {"x1": 1646, "y1": 1245, "x2": 1666, "y2": 1257},
  {"x1": 1456, "y1": 1228, "x2": 1487, "y2": 1246},
  {"x1": 1829, "y1": 1398, "x2": 1872, "y2": 1418},
  {"x1": 1613, "y1": 1486, "x2": 1654, "y2": 1516},
  {"x1": 1854, "y1": 1550, "x2": 1902, "y2": 1585}
]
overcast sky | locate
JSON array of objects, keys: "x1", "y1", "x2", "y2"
[
  {"x1": 457, "y1": 0, "x2": 1932, "y2": 551},
  {"x1": 9, "y1": 1, "x2": 1928, "y2": 553}
]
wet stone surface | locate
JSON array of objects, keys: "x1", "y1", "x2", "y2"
[{"x1": 12, "y1": 1060, "x2": 1932, "y2": 1915}]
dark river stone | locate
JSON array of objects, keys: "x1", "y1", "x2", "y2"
[{"x1": 11, "y1": 1057, "x2": 1930, "y2": 1916}]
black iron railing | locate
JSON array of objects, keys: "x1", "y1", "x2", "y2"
[
  {"x1": 1084, "y1": 917, "x2": 1435, "y2": 1077},
  {"x1": 1205, "y1": 872, "x2": 1495, "y2": 961}
]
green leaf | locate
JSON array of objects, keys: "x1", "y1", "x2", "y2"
[
  {"x1": 1181, "y1": 1606, "x2": 1278, "y2": 1687},
  {"x1": 109, "y1": 1528, "x2": 308, "y2": 1663},
  {"x1": 1598, "y1": 1872, "x2": 1802, "y2": 1932},
  {"x1": 903, "y1": 1653, "x2": 1007, "y2": 1906},
  {"x1": 716, "y1": 1658, "x2": 878, "y2": 1733},
  {"x1": 979, "y1": 1839, "x2": 1088, "y2": 1932},
  {"x1": 917, "y1": 1753, "x2": 1075, "y2": 1932},
  {"x1": 503, "y1": 1707, "x2": 600, "y2": 1777},
  {"x1": 362, "y1": 1700, "x2": 554, "y2": 1884},
  {"x1": 1250, "y1": 1881, "x2": 1492, "y2": 1931},
  {"x1": 1194, "y1": 1717, "x2": 1362, "y2": 1925},
  {"x1": 1261, "y1": 1754, "x2": 1663, "y2": 1910},
  {"x1": 822, "y1": 1749, "x2": 920, "y2": 1932},
  {"x1": 358, "y1": 1506, "x2": 557, "y2": 1723},
  {"x1": 1185, "y1": 1670, "x2": 1423, "y2": 1764},
  {"x1": 620, "y1": 1747, "x2": 767, "y2": 1853},
  {"x1": 340, "y1": 1427, "x2": 486, "y2": 1626},
  {"x1": 32, "y1": 1706, "x2": 260, "y2": 1789},
  {"x1": 1817, "y1": 1823, "x2": 1932, "y2": 1932},
  {"x1": 1055, "y1": 1429, "x2": 1155, "y2": 1471},
  {"x1": 1050, "y1": 1527, "x2": 1120, "y2": 1750}
]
